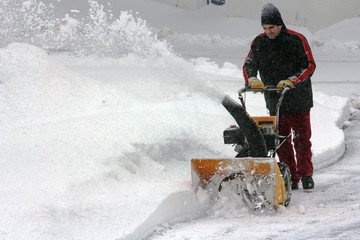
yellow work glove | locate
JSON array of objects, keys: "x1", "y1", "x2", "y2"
[
  {"x1": 277, "y1": 80, "x2": 295, "y2": 89},
  {"x1": 248, "y1": 77, "x2": 264, "y2": 88}
]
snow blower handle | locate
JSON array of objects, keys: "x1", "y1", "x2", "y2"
[
  {"x1": 238, "y1": 85, "x2": 290, "y2": 109},
  {"x1": 238, "y1": 85, "x2": 286, "y2": 94},
  {"x1": 275, "y1": 86, "x2": 291, "y2": 131}
]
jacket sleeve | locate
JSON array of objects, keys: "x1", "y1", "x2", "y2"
[
  {"x1": 288, "y1": 32, "x2": 316, "y2": 85},
  {"x1": 243, "y1": 38, "x2": 259, "y2": 85}
]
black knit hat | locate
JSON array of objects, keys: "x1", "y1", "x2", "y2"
[{"x1": 261, "y1": 3, "x2": 284, "y2": 26}]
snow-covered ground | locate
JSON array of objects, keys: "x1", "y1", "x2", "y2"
[{"x1": 1, "y1": 1, "x2": 360, "y2": 239}]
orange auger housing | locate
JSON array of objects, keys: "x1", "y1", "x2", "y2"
[{"x1": 191, "y1": 158, "x2": 286, "y2": 209}]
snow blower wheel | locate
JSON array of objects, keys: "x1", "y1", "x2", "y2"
[{"x1": 278, "y1": 162, "x2": 291, "y2": 206}]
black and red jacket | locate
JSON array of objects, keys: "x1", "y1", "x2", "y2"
[{"x1": 243, "y1": 26, "x2": 316, "y2": 114}]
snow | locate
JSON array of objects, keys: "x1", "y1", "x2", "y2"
[{"x1": 1, "y1": 0, "x2": 360, "y2": 239}]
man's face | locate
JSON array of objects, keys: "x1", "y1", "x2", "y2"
[{"x1": 263, "y1": 24, "x2": 282, "y2": 39}]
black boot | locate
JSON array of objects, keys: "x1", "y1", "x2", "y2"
[
  {"x1": 291, "y1": 183, "x2": 299, "y2": 190},
  {"x1": 301, "y1": 176, "x2": 314, "y2": 190}
]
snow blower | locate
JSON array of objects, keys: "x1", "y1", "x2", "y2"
[{"x1": 191, "y1": 86, "x2": 292, "y2": 211}]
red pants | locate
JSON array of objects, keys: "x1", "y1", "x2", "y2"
[{"x1": 271, "y1": 110, "x2": 313, "y2": 184}]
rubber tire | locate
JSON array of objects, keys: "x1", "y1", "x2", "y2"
[{"x1": 278, "y1": 162, "x2": 291, "y2": 207}]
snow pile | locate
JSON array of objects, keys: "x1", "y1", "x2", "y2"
[
  {"x1": 0, "y1": 41, "x2": 234, "y2": 239},
  {"x1": 0, "y1": 0, "x2": 172, "y2": 57},
  {"x1": 313, "y1": 17, "x2": 360, "y2": 52},
  {"x1": 0, "y1": 43, "x2": 115, "y2": 126},
  {"x1": 312, "y1": 92, "x2": 347, "y2": 169}
]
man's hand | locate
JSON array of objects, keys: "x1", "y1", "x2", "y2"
[
  {"x1": 249, "y1": 77, "x2": 264, "y2": 88},
  {"x1": 277, "y1": 80, "x2": 295, "y2": 89}
]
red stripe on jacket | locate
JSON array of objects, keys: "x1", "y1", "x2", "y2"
[
  {"x1": 242, "y1": 33, "x2": 265, "y2": 85},
  {"x1": 286, "y1": 29, "x2": 316, "y2": 84},
  {"x1": 242, "y1": 49, "x2": 252, "y2": 85}
]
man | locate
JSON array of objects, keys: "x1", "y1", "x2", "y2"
[{"x1": 243, "y1": 3, "x2": 316, "y2": 190}]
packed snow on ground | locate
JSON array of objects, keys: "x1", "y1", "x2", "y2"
[{"x1": 1, "y1": 1, "x2": 360, "y2": 239}]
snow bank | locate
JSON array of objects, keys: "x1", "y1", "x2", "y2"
[
  {"x1": 0, "y1": 0, "x2": 172, "y2": 57},
  {"x1": 313, "y1": 17, "x2": 360, "y2": 53},
  {"x1": 123, "y1": 190, "x2": 206, "y2": 240},
  {"x1": 0, "y1": 42, "x2": 235, "y2": 239},
  {"x1": 0, "y1": 43, "x2": 117, "y2": 127},
  {"x1": 312, "y1": 92, "x2": 348, "y2": 170}
]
